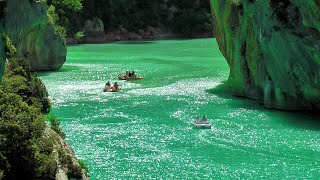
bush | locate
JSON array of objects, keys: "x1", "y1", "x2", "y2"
[
  {"x1": 3, "y1": 33, "x2": 17, "y2": 58},
  {"x1": 78, "y1": 159, "x2": 89, "y2": 172},
  {"x1": 58, "y1": 150, "x2": 82, "y2": 179},
  {"x1": 48, "y1": 115, "x2": 66, "y2": 139},
  {"x1": 0, "y1": 170, "x2": 4, "y2": 179},
  {"x1": 75, "y1": 31, "x2": 85, "y2": 41},
  {"x1": 0, "y1": 89, "x2": 46, "y2": 179},
  {"x1": 34, "y1": 136, "x2": 57, "y2": 179},
  {"x1": 0, "y1": 57, "x2": 55, "y2": 179},
  {"x1": 1, "y1": 58, "x2": 51, "y2": 114}
]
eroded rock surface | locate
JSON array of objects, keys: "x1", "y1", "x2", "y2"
[
  {"x1": 4, "y1": 0, "x2": 66, "y2": 71},
  {"x1": 211, "y1": 0, "x2": 320, "y2": 110}
]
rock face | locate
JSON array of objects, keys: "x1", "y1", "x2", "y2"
[
  {"x1": 83, "y1": 17, "x2": 105, "y2": 37},
  {"x1": 211, "y1": 0, "x2": 320, "y2": 110},
  {"x1": 43, "y1": 127, "x2": 89, "y2": 180},
  {"x1": 4, "y1": 0, "x2": 67, "y2": 71}
]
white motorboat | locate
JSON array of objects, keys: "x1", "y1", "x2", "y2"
[{"x1": 192, "y1": 120, "x2": 212, "y2": 128}]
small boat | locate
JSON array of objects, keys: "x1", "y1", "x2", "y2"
[
  {"x1": 192, "y1": 120, "x2": 212, "y2": 128},
  {"x1": 103, "y1": 83, "x2": 120, "y2": 92},
  {"x1": 118, "y1": 74, "x2": 144, "y2": 81},
  {"x1": 104, "y1": 88, "x2": 121, "y2": 92}
]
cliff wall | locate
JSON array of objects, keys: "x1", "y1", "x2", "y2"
[
  {"x1": 211, "y1": 0, "x2": 320, "y2": 110},
  {"x1": 4, "y1": 0, "x2": 66, "y2": 71}
]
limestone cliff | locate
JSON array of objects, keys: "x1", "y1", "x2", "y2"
[
  {"x1": 4, "y1": 0, "x2": 66, "y2": 71},
  {"x1": 211, "y1": 0, "x2": 320, "y2": 110}
]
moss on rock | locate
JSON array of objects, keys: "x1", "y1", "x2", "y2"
[
  {"x1": 4, "y1": 0, "x2": 66, "y2": 71},
  {"x1": 211, "y1": 0, "x2": 320, "y2": 110}
]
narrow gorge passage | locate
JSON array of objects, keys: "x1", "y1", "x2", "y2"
[{"x1": 39, "y1": 39, "x2": 320, "y2": 179}]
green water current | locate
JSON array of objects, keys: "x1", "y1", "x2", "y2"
[{"x1": 39, "y1": 39, "x2": 320, "y2": 179}]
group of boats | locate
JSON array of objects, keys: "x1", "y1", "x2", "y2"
[
  {"x1": 103, "y1": 71, "x2": 212, "y2": 129},
  {"x1": 103, "y1": 71, "x2": 144, "y2": 92}
]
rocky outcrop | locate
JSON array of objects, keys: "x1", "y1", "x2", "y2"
[
  {"x1": 4, "y1": 0, "x2": 66, "y2": 71},
  {"x1": 211, "y1": 0, "x2": 320, "y2": 110},
  {"x1": 43, "y1": 126, "x2": 89, "y2": 180},
  {"x1": 83, "y1": 17, "x2": 105, "y2": 37}
]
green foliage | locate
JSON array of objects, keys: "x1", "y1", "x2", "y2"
[
  {"x1": 75, "y1": 31, "x2": 85, "y2": 41},
  {"x1": 230, "y1": 0, "x2": 241, "y2": 6},
  {"x1": 62, "y1": 0, "x2": 83, "y2": 12},
  {"x1": 1, "y1": 58, "x2": 51, "y2": 114},
  {"x1": 47, "y1": 5, "x2": 59, "y2": 25},
  {"x1": 47, "y1": 0, "x2": 212, "y2": 37},
  {"x1": 33, "y1": 136, "x2": 57, "y2": 179},
  {"x1": 0, "y1": 89, "x2": 46, "y2": 179},
  {"x1": 0, "y1": 170, "x2": 4, "y2": 180},
  {"x1": 58, "y1": 150, "x2": 82, "y2": 178},
  {"x1": 0, "y1": 56, "x2": 57, "y2": 179},
  {"x1": 47, "y1": 5, "x2": 67, "y2": 38},
  {"x1": 2, "y1": 33, "x2": 17, "y2": 58},
  {"x1": 55, "y1": 25, "x2": 67, "y2": 38},
  {"x1": 78, "y1": 159, "x2": 89, "y2": 172},
  {"x1": 48, "y1": 115, "x2": 66, "y2": 139},
  {"x1": 46, "y1": 0, "x2": 83, "y2": 37}
]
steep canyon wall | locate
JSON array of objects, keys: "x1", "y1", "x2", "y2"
[{"x1": 211, "y1": 0, "x2": 320, "y2": 110}]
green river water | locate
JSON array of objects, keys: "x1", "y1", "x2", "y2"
[{"x1": 39, "y1": 39, "x2": 320, "y2": 179}]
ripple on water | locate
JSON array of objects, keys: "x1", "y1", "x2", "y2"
[{"x1": 40, "y1": 40, "x2": 320, "y2": 179}]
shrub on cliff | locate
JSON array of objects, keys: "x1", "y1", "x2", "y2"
[
  {"x1": 75, "y1": 31, "x2": 85, "y2": 41},
  {"x1": 78, "y1": 160, "x2": 89, "y2": 172},
  {"x1": 2, "y1": 33, "x2": 16, "y2": 58},
  {"x1": 48, "y1": 114, "x2": 66, "y2": 139},
  {"x1": 0, "y1": 89, "x2": 47, "y2": 179},
  {"x1": 0, "y1": 58, "x2": 56, "y2": 179},
  {"x1": 1, "y1": 58, "x2": 51, "y2": 114},
  {"x1": 46, "y1": 0, "x2": 83, "y2": 38}
]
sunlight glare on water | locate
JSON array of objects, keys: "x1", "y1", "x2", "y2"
[{"x1": 39, "y1": 39, "x2": 320, "y2": 179}]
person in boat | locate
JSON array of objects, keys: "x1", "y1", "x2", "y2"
[
  {"x1": 196, "y1": 115, "x2": 200, "y2": 121},
  {"x1": 129, "y1": 71, "x2": 132, "y2": 77},
  {"x1": 125, "y1": 71, "x2": 129, "y2": 78},
  {"x1": 132, "y1": 70, "x2": 136, "y2": 77},
  {"x1": 202, "y1": 115, "x2": 207, "y2": 121},
  {"x1": 114, "y1": 82, "x2": 119, "y2": 90},
  {"x1": 104, "y1": 81, "x2": 112, "y2": 92}
]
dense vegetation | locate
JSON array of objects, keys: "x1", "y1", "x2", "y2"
[
  {"x1": 0, "y1": 9, "x2": 85, "y2": 179},
  {"x1": 46, "y1": 0, "x2": 213, "y2": 37},
  {"x1": 0, "y1": 57, "x2": 53, "y2": 179}
]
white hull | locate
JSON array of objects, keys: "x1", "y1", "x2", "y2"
[{"x1": 192, "y1": 121, "x2": 212, "y2": 128}]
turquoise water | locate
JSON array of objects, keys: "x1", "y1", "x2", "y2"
[{"x1": 39, "y1": 39, "x2": 320, "y2": 179}]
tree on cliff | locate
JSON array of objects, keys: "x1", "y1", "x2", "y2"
[{"x1": 46, "y1": 0, "x2": 83, "y2": 38}]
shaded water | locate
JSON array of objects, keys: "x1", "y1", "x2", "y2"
[{"x1": 39, "y1": 39, "x2": 320, "y2": 179}]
